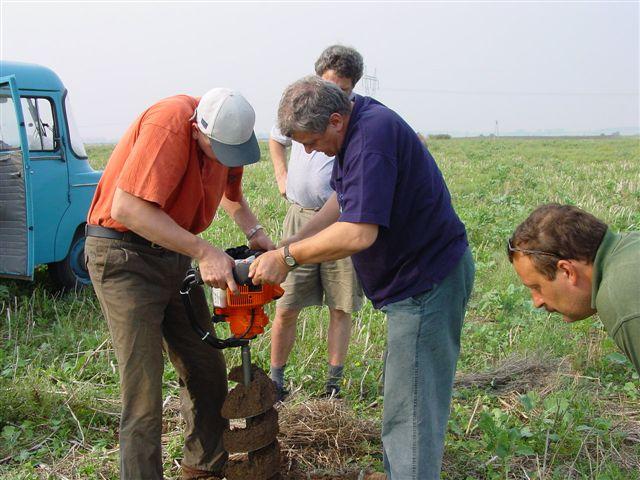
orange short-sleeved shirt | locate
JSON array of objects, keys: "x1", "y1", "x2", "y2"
[{"x1": 88, "y1": 95, "x2": 243, "y2": 235}]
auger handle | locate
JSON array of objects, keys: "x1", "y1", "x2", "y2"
[
  {"x1": 181, "y1": 268, "x2": 250, "y2": 350},
  {"x1": 182, "y1": 262, "x2": 251, "y2": 289}
]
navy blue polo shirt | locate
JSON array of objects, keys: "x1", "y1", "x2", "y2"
[{"x1": 331, "y1": 95, "x2": 468, "y2": 308}]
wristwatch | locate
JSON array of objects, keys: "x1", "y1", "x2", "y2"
[{"x1": 283, "y1": 245, "x2": 299, "y2": 269}]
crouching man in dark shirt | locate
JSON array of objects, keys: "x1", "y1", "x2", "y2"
[{"x1": 250, "y1": 75, "x2": 475, "y2": 480}]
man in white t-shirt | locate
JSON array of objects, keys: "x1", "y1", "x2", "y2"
[{"x1": 269, "y1": 45, "x2": 365, "y2": 399}]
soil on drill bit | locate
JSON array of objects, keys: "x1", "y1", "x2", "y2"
[
  {"x1": 222, "y1": 365, "x2": 277, "y2": 420},
  {"x1": 224, "y1": 441, "x2": 281, "y2": 480},
  {"x1": 224, "y1": 408, "x2": 279, "y2": 453},
  {"x1": 227, "y1": 363, "x2": 269, "y2": 383}
]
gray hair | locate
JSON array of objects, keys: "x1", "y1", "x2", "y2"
[
  {"x1": 277, "y1": 75, "x2": 352, "y2": 137},
  {"x1": 315, "y1": 45, "x2": 364, "y2": 84}
]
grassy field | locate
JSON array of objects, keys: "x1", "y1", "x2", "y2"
[{"x1": 1, "y1": 137, "x2": 639, "y2": 479}]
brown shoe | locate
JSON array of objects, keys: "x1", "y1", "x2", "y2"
[{"x1": 181, "y1": 463, "x2": 224, "y2": 480}]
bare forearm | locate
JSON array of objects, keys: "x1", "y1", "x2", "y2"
[
  {"x1": 220, "y1": 195, "x2": 260, "y2": 235},
  {"x1": 220, "y1": 195, "x2": 276, "y2": 251},
  {"x1": 248, "y1": 221, "x2": 378, "y2": 286},
  {"x1": 290, "y1": 221, "x2": 378, "y2": 264},
  {"x1": 269, "y1": 139, "x2": 288, "y2": 179},
  {"x1": 112, "y1": 188, "x2": 209, "y2": 259},
  {"x1": 269, "y1": 139, "x2": 288, "y2": 196},
  {"x1": 112, "y1": 188, "x2": 241, "y2": 291}
]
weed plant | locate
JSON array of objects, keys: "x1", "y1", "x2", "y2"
[{"x1": 1, "y1": 137, "x2": 638, "y2": 479}]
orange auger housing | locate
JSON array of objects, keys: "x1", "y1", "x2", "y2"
[
  {"x1": 213, "y1": 283, "x2": 284, "y2": 339},
  {"x1": 181, "y1": 246, "x2": 284, "y2": 479}
]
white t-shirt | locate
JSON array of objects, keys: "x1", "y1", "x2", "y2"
[{"x1": 270, "y1": 125, "x2": 334, "y2": 209}]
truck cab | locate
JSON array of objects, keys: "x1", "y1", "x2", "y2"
[{"x1": 0, "y1": 61, "x2": 102, "y2": 290}]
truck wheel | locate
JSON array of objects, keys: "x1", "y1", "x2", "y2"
[{"x1": 49, "y1": 230, "x2": 91, "y2": 291}]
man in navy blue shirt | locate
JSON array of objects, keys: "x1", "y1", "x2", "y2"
[{"x1": 250, "y1": 76, "x2": 475, "y2": 480}]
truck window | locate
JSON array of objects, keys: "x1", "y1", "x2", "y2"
[
  {"x1": 0, "y1": 92, "x2": 21, "y2": 151},
  {"x1": 21, "y1": 97, "x2": 57, "y2": 151},
  {"x1": 64, "y1": 93, "x2": 88, "y2": 158}
]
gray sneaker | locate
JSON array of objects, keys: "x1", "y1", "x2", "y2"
[
  {"x1": 273, "y1": 381, "x2": 289, "y2": 402},
  {"x1": 324, "y1": 384, "x2": 341, "y2": 399}
]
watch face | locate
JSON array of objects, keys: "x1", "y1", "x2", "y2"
[{"x1": 285, "y1": 256, "x2": 296, "y2": 267}]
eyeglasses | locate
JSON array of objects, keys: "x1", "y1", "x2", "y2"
[{"x1": 507, "y1": 238, "x2": 564, "y2": 260}]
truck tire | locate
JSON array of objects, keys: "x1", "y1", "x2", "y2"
[{"x1": 48, "y1": 228, "x2": 92, "y2": 291}]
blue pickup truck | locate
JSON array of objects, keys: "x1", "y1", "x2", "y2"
[{"x1": 0, "y1": 61, "x2": 102, "y2": 290}]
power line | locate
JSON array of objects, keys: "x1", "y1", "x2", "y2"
[{"x1": 380, "y1": 87, "x2": 638, "y2": 96}]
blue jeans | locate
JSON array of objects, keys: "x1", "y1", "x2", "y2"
[{"x1": 381, "y1": 248, "x2": 474, "y2": 479}]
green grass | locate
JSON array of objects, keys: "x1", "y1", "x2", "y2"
[{"x1": 1, "y1": 137, "x2": 639, "y2": 479}]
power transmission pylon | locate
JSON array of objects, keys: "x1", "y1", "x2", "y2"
[{"x1": 362, "y1": 66, "x2": 379, "y2": 97}]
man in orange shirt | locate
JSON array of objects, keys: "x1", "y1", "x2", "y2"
[{"x1": 85, "y1": 89, "x2": 274, "y2": 480}]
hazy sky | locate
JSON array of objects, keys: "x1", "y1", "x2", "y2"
[{"x1": 2, "y1": 1, "x2": 638, "y2": 140}]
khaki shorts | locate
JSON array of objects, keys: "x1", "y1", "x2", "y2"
[{"x1": 277, "y1": 203, "x2": 364, "y2": 313}]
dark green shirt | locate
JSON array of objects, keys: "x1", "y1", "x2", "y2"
[{"x1": 591, "y1": 229, "x2": 640, "y2": 375}]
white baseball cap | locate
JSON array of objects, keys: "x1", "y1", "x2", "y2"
[{"x1": 195, "y1": 88, "x2": 260, "y2": 167}]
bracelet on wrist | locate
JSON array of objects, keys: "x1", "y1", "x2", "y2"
[{"x1": 246, "y1": 224, "x2": 264, "y2": 240}]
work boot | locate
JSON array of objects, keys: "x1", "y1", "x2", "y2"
[{"x1": 181, "y1": 463, "x2": 224, "y2": 480}]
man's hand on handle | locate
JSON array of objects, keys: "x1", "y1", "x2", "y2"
[
  {"x1": 196, "y1": 245, "x2": 239, "y2": 294},
  {"x1": 197, "y1": 230, "x2": 275, "y2": 294},
  {"x1": 249, "y1": 248, "x2": 290, "y2": 286}
]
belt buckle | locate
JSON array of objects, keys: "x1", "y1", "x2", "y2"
[{"x1": 150, "y1": 242, "x2": 163, "y2": 250}]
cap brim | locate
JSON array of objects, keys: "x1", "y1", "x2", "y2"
[{"x1": 210, "y1": 132, "x2": 260, "y2": 167}]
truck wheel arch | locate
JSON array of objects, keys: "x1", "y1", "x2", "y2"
[{"x1": 48, "y1": 223, "x2": 91, "y2": 291}]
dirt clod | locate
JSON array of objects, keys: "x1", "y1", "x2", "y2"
[
  {"x1": 222, "y1": 365, "x2": 277, "y2": 419},
  {"x1": 224, "y1": 441, "x2": 281, "y2": 480},
  {"x1": 224, "y1": 408, "x2": 279, "y2": 453}
]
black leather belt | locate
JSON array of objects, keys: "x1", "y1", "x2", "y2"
[{"x1": 85, "y1": 224, "x2": 164, "y2": 249}]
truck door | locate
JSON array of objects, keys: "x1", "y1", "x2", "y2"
[
  {"x1": 21, "y1": 93, "x2": 71, "y2": 265},
  {"x1": 0, "y1": 76, "x2": 34, "y2": 280}
]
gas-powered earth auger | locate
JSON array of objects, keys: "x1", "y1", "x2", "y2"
[{"x1": 180, "y1": 246, "x2": 284, "y2": 480}]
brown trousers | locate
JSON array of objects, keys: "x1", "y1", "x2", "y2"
[{"x1": 86, "y1": 236, "x2": 228, "y2": 479}]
